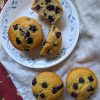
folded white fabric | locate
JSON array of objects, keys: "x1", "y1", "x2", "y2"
[{"x1": 0, "y1": 0, "x2": 100, "y2": 100}]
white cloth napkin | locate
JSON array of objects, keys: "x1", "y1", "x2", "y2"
[{"x1": 0, "y1": 0, "x2": 100, "y2": 100}]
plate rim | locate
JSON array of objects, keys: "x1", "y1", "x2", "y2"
[{"x1": 0, "y1": 0, "x2": 79, "y2": 69}]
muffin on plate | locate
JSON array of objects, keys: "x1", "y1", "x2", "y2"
[
  {"x1": 40, "y1": 25, "x2": 62, "y2": 56},
  {"x1": 32, "y1": 72, "x2": 64, "y2": 100},
  {"x1": 8, "y1": 16, "x2": 43, "y2": 51},
  {"x1": 32, "y1": 0, "x2": 64, "y2": 24},
  {"x1": 66, "y1": 67, "x2": 98, "y2": 100}
]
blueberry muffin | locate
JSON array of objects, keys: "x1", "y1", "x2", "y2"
[
  {"x1": 40, "y1": 25, "x2": 62, "y2": 56},
  {"x1": 32, "y1": 72, "x2": 64, "y2": 100},
  {"x1": 8, "y1": 16, "x2": 43, "y2": 51},
  {"x1": 66, "y1": 67, "x2": 98, "y2": 100},
  {"x1": 32, "y1": 0, "x2": 64, "y2": 24}
]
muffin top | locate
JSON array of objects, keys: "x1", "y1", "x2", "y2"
[
  {"x1": 8, "y1": 16, "x2": 43, "y2": 51},
  {"x1": 40, "y1": 25, "x2": 62, "y2": 56},
  {"x1": 32, "y1": 72, "x2": 64, "y2": 100},
  {"x1": 66, "y1": 67, "x2": 98, "y2": 100}
]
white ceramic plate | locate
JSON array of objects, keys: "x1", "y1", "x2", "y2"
[{"x1": 0, "y1": 0, "x2": 79, "y2": 68}]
